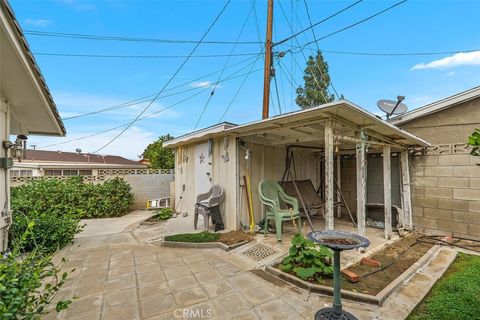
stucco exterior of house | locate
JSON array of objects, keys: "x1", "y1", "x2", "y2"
[{"x1": 0, "y1": 1, "x2": 65, "y2": 251}]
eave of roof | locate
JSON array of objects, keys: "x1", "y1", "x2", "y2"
[
  {"x1": 227, "y1": 100, "x2": 430, "y2": 147},
  {"x1": 1, "y1": 1, "x2": 66, "y2": 136},
  {"x1": 163, "y1": 122, "x2": 237, "y2": 148},
  {"x1": 389, "y1": 86, "x2": 480, "y2": 126}
]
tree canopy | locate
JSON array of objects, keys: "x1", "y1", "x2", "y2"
[
  {"x1": 295, "y1": 50, "x2": 335, "y2": 109},
  {"x1": 141, "y1": 134, "x2": 175, "y2": 169}
]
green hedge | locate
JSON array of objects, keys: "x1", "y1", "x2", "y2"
[{"x1": 10, "y1": 177, "x2": 133, "y2": 253}]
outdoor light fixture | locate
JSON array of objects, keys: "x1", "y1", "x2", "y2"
[{"x1": 1, "y1": 134, "x2": 27, "y2": 168}]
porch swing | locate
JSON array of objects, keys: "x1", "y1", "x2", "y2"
[{"x1": 279, "y1": 145, "x2": 356, "y2": 230}]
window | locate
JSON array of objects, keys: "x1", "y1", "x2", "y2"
[
  {"x1": 10, "y1": 170, "x2": 33, "y2": 177},
  {"x1": 79, "y1": 170, "x2": 92, "y2": 176},
  {"x1": 44, "y1": 170, "x2": 62, "y2": 176},
  {"x1": 63, "y1": 170, "x2": 79, "y2": 176}
]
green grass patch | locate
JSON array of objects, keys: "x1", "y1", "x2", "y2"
[
  {"x1": 164, "y1": 231, "x2": 220, "y2": 243},
  {"x1": 407, "y1": 252, "x2": 480, "y2": 320}
]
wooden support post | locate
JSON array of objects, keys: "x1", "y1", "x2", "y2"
[
  {"x1": 336, "y1": 153, "x2": 342, "y2": 218},
  {"x1": 324, "y1": 119, "x2": 334, "y2": 230},
  {"x1": 356, "y1": 143, "x2": 366, "y2": 238},
  {"x1": 400, "y1": 150, "x2": 412, "y2": 230},
  {"x1": 383, "y1": 146, "x2": 392, "y2": 240}
]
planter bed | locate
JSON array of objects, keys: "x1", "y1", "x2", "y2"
[
  {"x1": 162, "y1": 230, "x2": 253, "y2": 251},
  {"x1": 266, "y1": 234, "x2": 439, "y2": 306}
]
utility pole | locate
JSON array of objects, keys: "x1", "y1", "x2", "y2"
[{"x1": 262, "y1": 0, "x2": 274, "y2": 119}]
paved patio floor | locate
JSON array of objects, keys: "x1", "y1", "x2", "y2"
[{"x1": 45, "y1": 212, "x2": 458, "y2": 320}]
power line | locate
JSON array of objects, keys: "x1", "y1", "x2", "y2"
[
  {"x1": 274, "y1": 0, "x2": 363, "y2": 46},
  {"x1": 300, "y1": 48, "x2": 480, "y2": 56},
  {"x1": 24, "y1": 30, "x2": 263, "y2": 45},
  {"x1": 295, "y1": 0, "x2": 408, "y2": 50},
  {"x1": 33, "y1": 52, "x2": 261, "y2": 59},
  {"x1": 92, "y1": 0, "x2": 232, "y2": 154},
  {"x1": 193, "y1": 3, "x2": 255, "y2": 131},
  {"x1": 42, "y1": 65, "x2": 264, "y2": 149},
  {"x1": 277, "y1": 0, "x2": 329, "y2": 104},
  {"x1": 302, "y1": 0, "x2": 341, "y2": 99},
  {"x1": 63, "y1": 55, "x2": 261, "y2": 120}
]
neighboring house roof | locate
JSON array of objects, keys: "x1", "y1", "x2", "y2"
[
  {"x1": 19, "y1": 149, "x2": 145, "y2": 167},
  {"x1": 389, "y1": 86, "x2": 480, "y2": 126},
  {"x1": 0, "y1": 1, "x2": 65, "y2": 136},
  {"x1": 164, "y1": 122, "x2": 237, "y2": 148},
  {"x1": 165, "y1": 101, "x2": 429, "y2": 148}
]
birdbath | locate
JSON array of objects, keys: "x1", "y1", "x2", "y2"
[{"x1": 307, "y1": 230, "x2": 370, "y2": 320}]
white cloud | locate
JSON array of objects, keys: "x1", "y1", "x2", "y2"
[
  {"x1": 24, "y1": 19, "x2": 52, "y2": 27},
  {"x1": 445, "y1": 71, "x2": 456, "y2": 76},
  {"x1": 56, "y1": 0, "x2": 96, "y2": 11},
  {"x1": 190, "y1": 81, "x2": 213, "y2": 88},
  {"x1": 411, "y1": 51, "x2": 480, "y2": 70}
]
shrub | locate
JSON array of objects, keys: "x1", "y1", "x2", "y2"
[
  {"x1": 10, "y1": 177, "x2": 134, "y2": 252},
  {"x1": 1, "y1": 223, "x2": 72, "y2": 319},
  {"x1": 164, "y1": 231, "x2": 220, "y2": 243},
  {"x1": 280, "y1": 234, "x2": 333, "y2": 283},
  {"x1": 154, "y1": 208, "x2": 173, "y2": 221}
]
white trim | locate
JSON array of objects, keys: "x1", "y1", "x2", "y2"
[
  {"x1": 164, "y1": 123, "x2": 236, "y2": 148},
  {"x1": 0, "y1": 3, "x2": 65, "y2": 136},
  {"x1": 389, "y1": 86, "x2": 480, "y2": 125}
]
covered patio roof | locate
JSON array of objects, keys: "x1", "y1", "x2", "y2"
[{"x1": 227, "y1": 100, "x2": 430, "y2": 150}]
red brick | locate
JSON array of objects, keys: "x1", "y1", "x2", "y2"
[
  {"x1": 341, "y1": 269, "x2": 359, "y2": 283},
  {"x1": 361, "y1": 257, "x2": 381, "y2": 268}
]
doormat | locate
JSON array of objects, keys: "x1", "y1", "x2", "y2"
[{"x1": 241, "y1": 244, "x2": 278, "y2": 262}]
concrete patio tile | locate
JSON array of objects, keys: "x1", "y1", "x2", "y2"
[
  {"x1": 139, "y1": 282, "x2": 171, "y2": 300},
  {"x1": 253, "y1": 299, "x2": 300, "y2": 320},
  {"x1": 229, "y1": 311, "x2": 260, "y2": 320},
  {"x1": 109, "y1": 258, "x2": 134, "y2": 269},
  {"x1": 63, "y1": 294, "x2": 102, "y2": 317},
  {"x1": 135, "y1": 262, "x2": 162, "y2": 274},
  {"x1": 174, "y1": 286, "x2": 209, "y2": 307},
  {"x1": 242, "y1": 286, "x2": 278, "y2": 306},
  {"x1": 73, "y1": 281, "x2": 105, "y2": 298},
  {"x1": 104, "y1": 302, "x2": 140, "y2": 320},
  {"x1": 134, "y1": 254, "x2": 158, "y2": 265},
  {"x1": 78, "y1": 268, "x2": 108, "y2": 282},
  {"x1": 141, "y1": 293, "x2": 177, "y2": 318},
  {"x1": 103, "y1": 288, "x2": 137, "y2": 308},
  {"x1": 107, "y1": 266, "x2": 135, "y2": 280},
  {"x1": 202, "y1": 279, "x2": 234, "y2": 298},
  {"x1": 156, "y1": 251, "x2": 178, "y2": 260},
  {"x1": 182, "y1": 254, "x2": 207, "y2": 264},
  {"x1": 105, "y1": 274, "x2": 136, "y2": 292},
  {"x1": 212, "y1": 292, "x2": 252, "y2": 315},
  {"x1": 228, "y1": 273, "x2": 265, "y2": 290},
  {"x1": 132, "y1": 246, "x2": 158, "y2": 257},
  {"x1": 217, "y1": 263, "x2": 243, "y2": 277},
  {"x1": 194, "y1": 269, "x2": 223, "y2": 284},
  {"x1": 61, "y1": 259, "x2": 84, "y2": 269},
  {"x1": 164, "y1": 265, "x2": 191, "y2": 280},
  {"x1": 66, "y1": 310, "x2": 101, "y2": 320},
  {"x1": 188, "y1": 261, "x2": 212, "y2": 273},
  {"x1": 137, "y1": 271, "x2": 166, "y2": 286},
  {"x1": 281, "y1": 294, "x2": 315, "y2": 317},
  {"x1": 160, "y1": 257, "x2": 185, "y2": 269},
  {"x1": 168, "y1": 275, "x2": 199, "y2": 292}
]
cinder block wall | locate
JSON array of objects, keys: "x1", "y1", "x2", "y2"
[
  {"x1": 121, "y1": 173, "x2": 175, "y2": 210},
  {"x1": 410, "y1": 148, "x2": 480, "y2": 239},
  {"x1": 340, "y1": 155, "x2": 402, "y2": 218}
]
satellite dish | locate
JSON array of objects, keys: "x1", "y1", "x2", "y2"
[
  {"x1": 377, "y1": 96, "x2": 408, "y2": 119},
  {"x1": 75, "y1": 148, "x2": 82, "y2": 153}
]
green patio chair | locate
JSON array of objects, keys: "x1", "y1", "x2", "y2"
[{"x1": 258, "y1": 179, "x2": 301, "y2": 242}]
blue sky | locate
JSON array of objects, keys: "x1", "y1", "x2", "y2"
[{"x1": 10, "y1": 0, "x2": 480, "y2": 159}]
